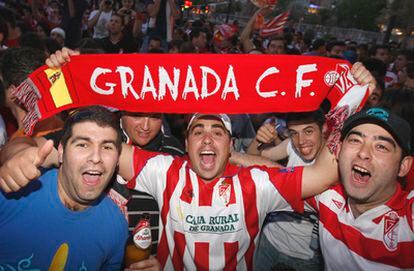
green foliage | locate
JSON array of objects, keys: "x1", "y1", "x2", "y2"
[{"x1": 336, "y1": 0, "x2": 386, "y2": 31}]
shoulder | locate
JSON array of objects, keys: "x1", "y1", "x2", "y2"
[{"x1": 161, "y1": 134, "x2": 185, "y2": 156}]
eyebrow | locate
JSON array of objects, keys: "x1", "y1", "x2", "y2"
[
  {"x1": 347, "y1": 130, "x2": 397, "y2": 148},
  {"x1": 190, "y1": 123, "x2": 226, "y2": 133},
  {"x1": 71, "y1": 136, "x2": 117, "y2": 146}
]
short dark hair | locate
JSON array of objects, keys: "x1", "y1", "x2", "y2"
[
  {"x1": 326, "y1": 40, "x2": 346, "y2": 52},
  {"x1": 362, "y1": 57, "x2": 387, "y2": 79},
  {"x1": 19, "y1": 32, "x2": 46, "y2": 51},
  {"x1": 190, "y1": 27, "x2": 207, "y2": 40},
  {"x1": 1, "y1": 47, "x2": 46, "y2": 89},
  {"x1": 369, "y1": 44, "x2": 389, "y2": 57},
  {"x1": 60, "y1": 106, "x2": 123, "y2": 153},
  {"x1": 286, "y1": 109, "x2": 326, "y2": 129}
]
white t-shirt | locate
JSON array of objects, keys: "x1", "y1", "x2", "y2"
[
  {"x1": 88, "y1": 10, "x2": 113, "y2": 39},
  {"x1": 263, "y1": 140, "x2": 317, "y2": 260}
]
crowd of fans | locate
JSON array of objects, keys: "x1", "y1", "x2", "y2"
[{"x1": 0, "y1": 0, "x2": 413, "y2": 270}]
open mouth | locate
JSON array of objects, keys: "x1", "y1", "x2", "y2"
[
  {"x1": 351, "y1": 165, "x2": 371, "y2": 184},
  {"x1": 82, "y1": 170, "x2": 103, "y2": 186},
  {"x1": 200, "y1": 150, "x2": 216, "y2": 169}
]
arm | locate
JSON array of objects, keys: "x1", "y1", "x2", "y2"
[
  {"x1": 167, "y1": 0, "x2": 179, "y2": 19},
  {"x1": 146, "y1": 0, "x2": 161, "y2": 17},
  {"x1": 87, "y1": 9, "x2": 102, "y2": 29},
  {"x1": 301, "y1": 145, "x2": 337, "y2": 198},
  {"x1": 230, "y1": 151, "x2": 281, "y2": 167},
  {"x1": 240, "y1": 7, "x2": 270, "y2": 53},
  {"x1": 261, "y1": 138, "x2": 289, "y2": 161},
  {"x1": 125, "y1": 255, "x2": 161, "y2": 271},
  {"x1": 246, "y1": 122, "x2": 277, "y2": 155},
  {"x1": 68, "y1": 0, "x2": 76, "y2": 18},
  {"x1": 132, "y1": 13, "x2": 144, "y2": 38}
]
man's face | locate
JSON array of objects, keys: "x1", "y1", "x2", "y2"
[
  {"x1": 109, "y1": 15, "x2": 123, "y2": 34},
  {"x1": 51, "y1": 32, "x2": 64, "y2": 46},
  {"x1": 267, "y1": 40, "x2": 285, "y2": 54},
  {"x1": 58, "y1": 121, "x2": 120, "y2": 210},
  {"x1": 288, "y1": 122, "x2": 323, "y2": 161},
  {"x1": 186, "y1": 118, "x2": 232, "y2": 182},
  {"x1": 193, "y1": 32, "x2": 207, "y2": 50},
  {"x1": 122, "y1": 0, "x2": 134, "y2": 9},
  {"x1": 328, "y1": 45, "x2": 345, "y2": 57},
  {"x1": 366, "y1": 86, "x2": 382, "y2": 108},
  {"x1": 374, "y1": 48, "x2": 390, "y2": 64},
  {"x1": 121, "y1": 113, "x2": 162, "y2": 147},
  {"x1": 149, "y1": 39, "x2": 161, "y2": 51},
  {"x1": 338, "y1": 123, "x2": 411, "y2": 206},
  {"x1": 394, "y1": 54, "x2": 408, "y2": 72}
]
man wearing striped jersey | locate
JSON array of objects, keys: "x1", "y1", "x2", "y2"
[
  {"x1": 115, "y1": 113, "x2": 339, "y2": 270},
  {"x1": 305, "y1": 107, "x2": 413, "y2": 270}
]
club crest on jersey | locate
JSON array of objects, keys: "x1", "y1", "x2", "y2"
[
  {"x1": 383, "y1": 211, "x2": 399, "y2": 251},
  {"x1": 219, "y1": 180, "x2": 231, "y2": 205}
]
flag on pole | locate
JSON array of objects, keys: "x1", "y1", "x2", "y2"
[{"x1": 259, "y1": 11, "x2": 290, "y2": 38}]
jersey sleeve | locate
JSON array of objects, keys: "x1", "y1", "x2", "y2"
[
  {"x1": 254, "y1": 166, "x2": 304, "y2": 214},
  {"x1": 125, "y1": 147, "x2": 176, "y2": 200}
]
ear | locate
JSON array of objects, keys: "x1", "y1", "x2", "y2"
[
  {"x1": 322, "y1": 123, "x2": 328, "y2": 136},
  {"x1": 335, "y1": 141, "x2": 343, "y2": 160},
  {"x1": 398, "y1": 156, "x2": 413, "y2": 177},
  {"x1": 185, "y1": 138, "x2": 188, "y2": 153},
  {"x1": 57, "y1": 143, "x2": 64, "y2": 164}
]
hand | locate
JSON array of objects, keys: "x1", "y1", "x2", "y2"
[
  {"x1": 256, "y1": 122, "x2": 278, "y2": 144},
  {"x1": 0, "y1": 140, "x2": 54, "y2": 193},
  {"x1": 45, "y1": 47, "x2": 80, "y2": 69},
  {"x1": 351, "y1": 62, "x2": 376, "y2": 96},
  {"x1": 124, "y1": 256, "x2": 161, "y2": 271}
]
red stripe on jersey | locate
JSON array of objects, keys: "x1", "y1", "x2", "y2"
[
  {"x1": 319, "y1": 203, "x2": 414, "y2": 269},
  {"x1": 180, "y1": 167, "x2": 194, "y2": 204},
  {"x1": 224, "y1": 241, "x2": 238, "y2": 271},
  {"x1": 127, "y1": 147, "x2": 163, "y2": 189},
  {"x1": 172, "y1": 231, "x2": 186, "y2": 270},
  {"x1": 240, "y1": 169, "x2": 260, "y2": 270},
  {"x1": 195, "y1": 242, "x2": 209, "y2": 270},
  {"x1": 267, "y1": 166, "x2": 304, "y2": 213},
  {"x1": 157, "y1": 158, "x2": 186, "y2": 267},
  {"x1": 306, "y1": 196, "x2": 318, "y2": 210},
  {"x1": 197, "y1": 174, "x2": 215, "y2": 206}
]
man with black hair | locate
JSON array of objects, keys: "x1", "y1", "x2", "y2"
[
  {"x1": 0, "y1": 106, "x2": 128, "y2": 269},
  {"x1": 98, "y1": 13, "x2": 138, "y2": 53},
  {"x1": 326, "y1": 40, "x2": 346, "y2": 59},
  {"x1": 190, "y1": 27, "x2": 208, "y2": 53},
  {"x1": 248, "y1": 110, "x2": 326, "y2": 270}
]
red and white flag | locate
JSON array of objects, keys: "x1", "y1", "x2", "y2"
[{"x1": 259, "y1": 11, "x2": 289, "y2": 38}]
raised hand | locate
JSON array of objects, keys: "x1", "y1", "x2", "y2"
[{"x1": 0, "y1": 140, "x2": 54, "y2": 193}]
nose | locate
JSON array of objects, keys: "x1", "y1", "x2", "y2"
[
  {"x1": 89, "y1": 146, "x2": 103, "y2": 164},
  {"x1": 142, "y1": 117, "x2": 150, "y2": 131},
  {"x1": 298, "y1": 133, "x2": 306, "y2": 145},
  {"x1": 357, "y1": 142, "x2": 371, "y2": 160},
  {"x1": 202, "y1": 133, "x2": 212, "y2": 145}
]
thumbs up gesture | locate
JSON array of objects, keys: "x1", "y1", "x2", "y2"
[{"x1": 0, "y1": 140, "x2": 54, "y2": 193}]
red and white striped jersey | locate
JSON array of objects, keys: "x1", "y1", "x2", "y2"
[
  {"x1": 306, "y1": 184, "x2": 414, "y2": 270},
  {"x1": 125, "y1": 148, "x2": 304, "y2": 270}
]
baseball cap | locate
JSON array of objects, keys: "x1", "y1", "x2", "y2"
[
  {"x1": 51, "y1": 27, "x2": 66, "y2": 39},
  {"x1": 187, "y1": 114, "x2": 232, "y2": 135},
  {"x1": 341, "y1": 107, "x2": 411, "y2": 154}
]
